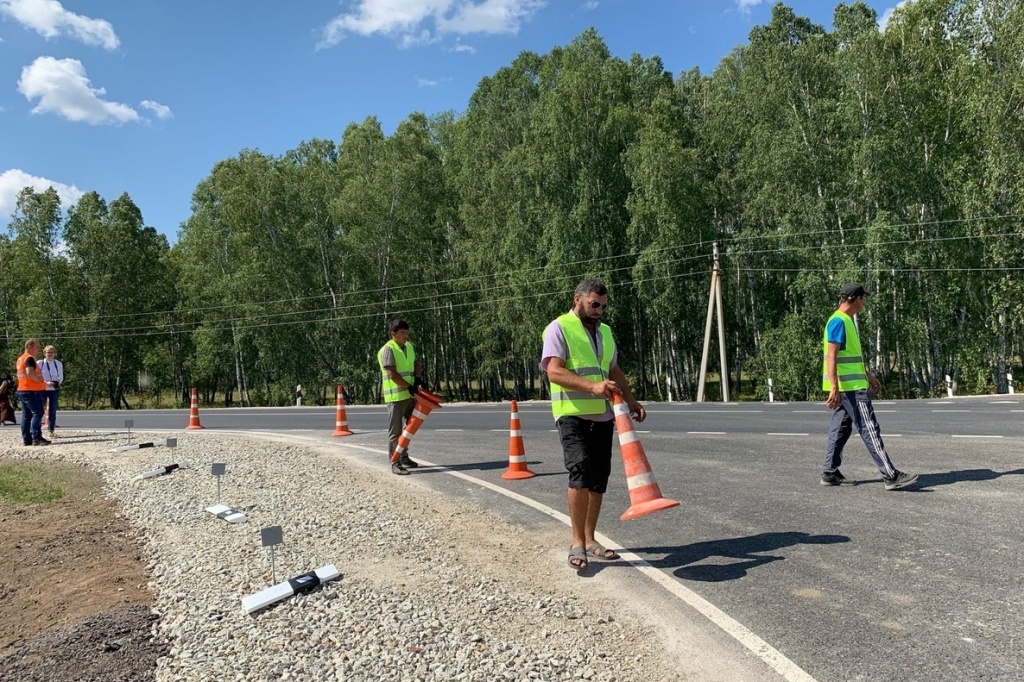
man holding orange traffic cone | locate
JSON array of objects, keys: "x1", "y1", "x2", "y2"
[
  {"x1": 542, "y1": 279, "x2": 646, "y2": 571},
  {"x1": 378, "y1": 319, "x2": 425, "y2": 475}
]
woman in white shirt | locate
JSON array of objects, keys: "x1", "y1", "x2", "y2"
[{"x1": 40, "y1": 345, "x2": 64, "y2": 437}]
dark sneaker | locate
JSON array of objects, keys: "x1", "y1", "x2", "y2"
[
  {"x1": 391, "y1": 461, "x2": 410, "y2": 476},
  {"x1": 820, "y1": 470, "x2": 856, "y2": 486},
  {"x1": 884, "y1": 471, "x2": 918, "y2": 491},
  {"x1": 32, "y1": 438, "x2": 52, "y2": 446},
  {"x1": 24, "y1": 441, "x2": 34, "y2": 446},
  {"x1": 399, "y1": 455, "x2": 419, "y2": 469}
]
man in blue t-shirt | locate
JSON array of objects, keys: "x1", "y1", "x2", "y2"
[{"x1": 822, "y1": 283, "x2": 917, "y2": 490}]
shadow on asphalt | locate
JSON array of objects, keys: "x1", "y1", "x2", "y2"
[
  {"x1": 416, "y1": 460, "x2": 561, "y2": 476},
  {"x1": 629, "y1": 532, "x2": 851, "y2": 582},
  {"x1": 910, "y1": 468, "x2": 1024, "y2": 490}
]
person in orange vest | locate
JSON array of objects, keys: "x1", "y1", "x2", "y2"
[
  {"x1": 542, "y1": 279, "x2": 646, "y2": 571},
  {"x1": 15, "y1": 338, "x2": 50, "y2": 446}
]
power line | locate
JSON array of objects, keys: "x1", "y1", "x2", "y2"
[
  {"x1": 42, "y1": 268, "x2": 711, "y2": 341},
  {"x1": 8, "y1": 211, "x2": 1021, "y2": 327},
  {"x1": 9, "y1": 210, "x2": 1024, "y2": 333}
]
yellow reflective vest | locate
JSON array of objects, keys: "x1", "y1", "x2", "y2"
[
  {"x1": 549, "y1": 313, "x2": 615, "y2": 417},
  {"x1": 378, "y1": 339, "x2": 416, "y2": 403},
  {"x1": 822, "y1": 311, "x2": 868, "y2": 391}
]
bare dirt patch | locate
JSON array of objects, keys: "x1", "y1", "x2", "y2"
[{"x1": 0, "y1": 457, "x2": 166, "y2": 681}]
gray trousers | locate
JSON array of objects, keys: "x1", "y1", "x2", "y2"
[
  {"x1": 824, "y1": 389, "x2": 897, "y2": 478},
  {"x1": 387, "y1": 398, "x2": 415, "y2": 460}
]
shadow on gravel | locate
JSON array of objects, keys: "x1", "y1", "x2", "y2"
[
  {"x1": 910, "y1": 468, "x2": 1024, "y2": 490},
  {"x1": 632, "y1": 532, "x2": 851, "y2": 582},
  {"x1": 49, "y1": 437, "x2": 118, "y2": 445}
]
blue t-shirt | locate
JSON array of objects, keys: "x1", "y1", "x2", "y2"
[{"x1": 826, "y1": 317, "x2": 846, "y2": 350}]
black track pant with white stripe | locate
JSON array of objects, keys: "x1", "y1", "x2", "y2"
[{"x1": 823, "y1": 389, "x2": 897, "y2": 478}]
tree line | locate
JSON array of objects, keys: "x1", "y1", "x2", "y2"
[{"x1": 2, "y1": 0, "x2": 1022, "y2": 408}]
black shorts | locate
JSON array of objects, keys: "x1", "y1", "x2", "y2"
[{"x1": 556, "y1": 416, "x2": 614, "y2": 493}]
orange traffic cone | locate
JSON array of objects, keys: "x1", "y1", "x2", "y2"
[
  {"x1": 389, "y1": 389, "x2": 443, "y2": 464},
  {"x1": 501, "y1": 400, "x2": 535, "y2": 480},
  {"x1": 332, "y1": 385, "x2": 353, "y2": 437},
  {"x1": 612, "y1": 393, "x2": 678, "y2": 520},
  {"x1": 186, "y1": 387, "x2": 204, "y2": 430}
]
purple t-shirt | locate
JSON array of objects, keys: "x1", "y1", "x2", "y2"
[{"x1": 541, "y1": 311, "x2": 617, "y2": 421}]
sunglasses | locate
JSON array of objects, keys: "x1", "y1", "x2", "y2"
[{"x1": 586, "y1": 300, "x2": 608, "y2": 310}]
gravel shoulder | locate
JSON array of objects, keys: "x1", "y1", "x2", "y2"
[{"x1": 0, "y1": 428, "x2": 746, "y2": 682}]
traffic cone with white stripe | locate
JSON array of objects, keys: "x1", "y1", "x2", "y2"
[
  {"x1": 331, "y1": 385, "x2": 354, "y2": 437},
  {"x1": 612, "y1": 393, "x2": 678, "y2": 520},
  {"x1": 389, "y1": 389, "x2": 444, "y2": 465},
  {"x1": 501, "y1": 400, "x2": 536, "y2": 480},
  {"x1": 186, "y1": 387, "x2": 204, "y2": 430}
]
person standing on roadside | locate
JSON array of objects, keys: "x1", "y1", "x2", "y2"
[
  {"x1": 542, "y1": 279, "x2": 646, "y2": 571},
  {"x1": 16, "y1": 338, "x2": 49, "y2": 446},
  {"x1": 40, "y1": 345, "x2": 63, "y2": 439},
  {"x1": 378, "y1": 319, "x2": 424, "y2": 475},
  {"x1": 822, "y1": 283, "x2": 916, "y2": 490}
]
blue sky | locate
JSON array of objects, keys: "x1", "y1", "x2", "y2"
[{"x1": 0, "y1": 0, "x2": 906, "y2": 242}]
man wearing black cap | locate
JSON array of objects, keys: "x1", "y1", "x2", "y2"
[{"x1": 822, "y1": 283, "x2": 917, "y2": 490}]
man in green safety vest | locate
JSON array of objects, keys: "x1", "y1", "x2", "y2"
[
  {"x1": 378, "y1": 319, "x2": 424, "y2": 475},
  {"x1": 822, "y1": 283, "x2": 917, "y2": 490},
  {"x1": 542, "y1": 279, "x2": 646, "y2": 571}
]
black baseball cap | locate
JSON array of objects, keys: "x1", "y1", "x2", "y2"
[{"x1": 840, "y1": 282, "x2": 869, "y2": 299}]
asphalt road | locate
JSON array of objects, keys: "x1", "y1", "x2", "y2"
[{"x1": 53, "y1": 396, "x2": 1024, "y2": 681}]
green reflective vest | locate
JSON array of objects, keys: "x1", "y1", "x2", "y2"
[
  {"x1": 549, "y1": 313, "x2": 615, "y2": 417},
  {"x1": 378, "y1": 339, "x2": 416, "y2": 403},
  {"x1": 822, "y1": 311, "x2": 869, "y2": 391}
]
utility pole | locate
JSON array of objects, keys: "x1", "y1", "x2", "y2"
[{"x1": 697, "y1": 241, "x2": 729, "y2": 402}]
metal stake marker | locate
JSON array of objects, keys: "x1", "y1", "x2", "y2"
[
  {"x1": 211, "y1": 462, "x2": 226, "y2": 502},
  {"x1": 261, "y1": 526, "x2": 283, "y2": 584},
  {"x1": 125, "y1": 419, "x2": 134, "y2": 446}
]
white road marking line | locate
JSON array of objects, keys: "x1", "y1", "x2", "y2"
[
  {"x1": 435, "y1": 429, "x2": 465, "y2": 432},
  {"x1": 989, "y1": 400, "x2": 1017, "y2": 404},
  {"x1": 489, "y1": 429, "x2": 507, "y2": 432},
  {"x1": 688, "y1": 431, "x2": 726, "y2": 435},
  {"x1": 792, "y1": 410, "x2": 821, "y2": 413},
  {"x1": 951, "y1": 435, "x2": 1004, "y2": 439},
  {"x1": 874, "y1": 409, "x2": 896, "y2": 412},
  {"x1": 637, "y1": 430, "x2": 651, "y2": 433},
  {"x1": 887, "y1": 434, "x2": 903, "y2": 437},
  {"x1": 767, "y1": 433, "x2": 810, "y2": 436},
  {"x1": 931, "y1": 409, "x2": 971, "y2": 412},
  {"x1": 686, "y1": 410, "x2": 763, "y2": 413},
  {"x1": 250, "y1": 431, "x2": 822, "y2": 682}
]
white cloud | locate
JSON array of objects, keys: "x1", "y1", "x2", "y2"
[
  {"x1": 318, "y1": 0, "x2": 544, "y2": 49},
  {"x1": 450, "y1": 41, "x2": 476, "y2": 53},
  {"x1": 0, "y1": 0, "x2": 119, "y2": 50},
  {"x1": 140, "y1": 99, "x2": 173, "y2": 120},
  {"x1": 439, "y1": 0, "x2": 544, "y2": 34},
  {"x1": 0, "y1": 168, "x2": 83, "y2": 218},
  {"x1": 879, "y1": 0, "x2": 914, "y2": 31},
  {"x1": 735, "y1": 0, "x2": 765, "y2": 14},
  {"x1": 18, "y1": 56, "x2": 141, "y2": 125},
  {"x1": 581, "y1": 0, "x2": 598, "y2": 9},
  {"x1": 416, "y1": 76, "x2": 451, "y2": 87}
]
